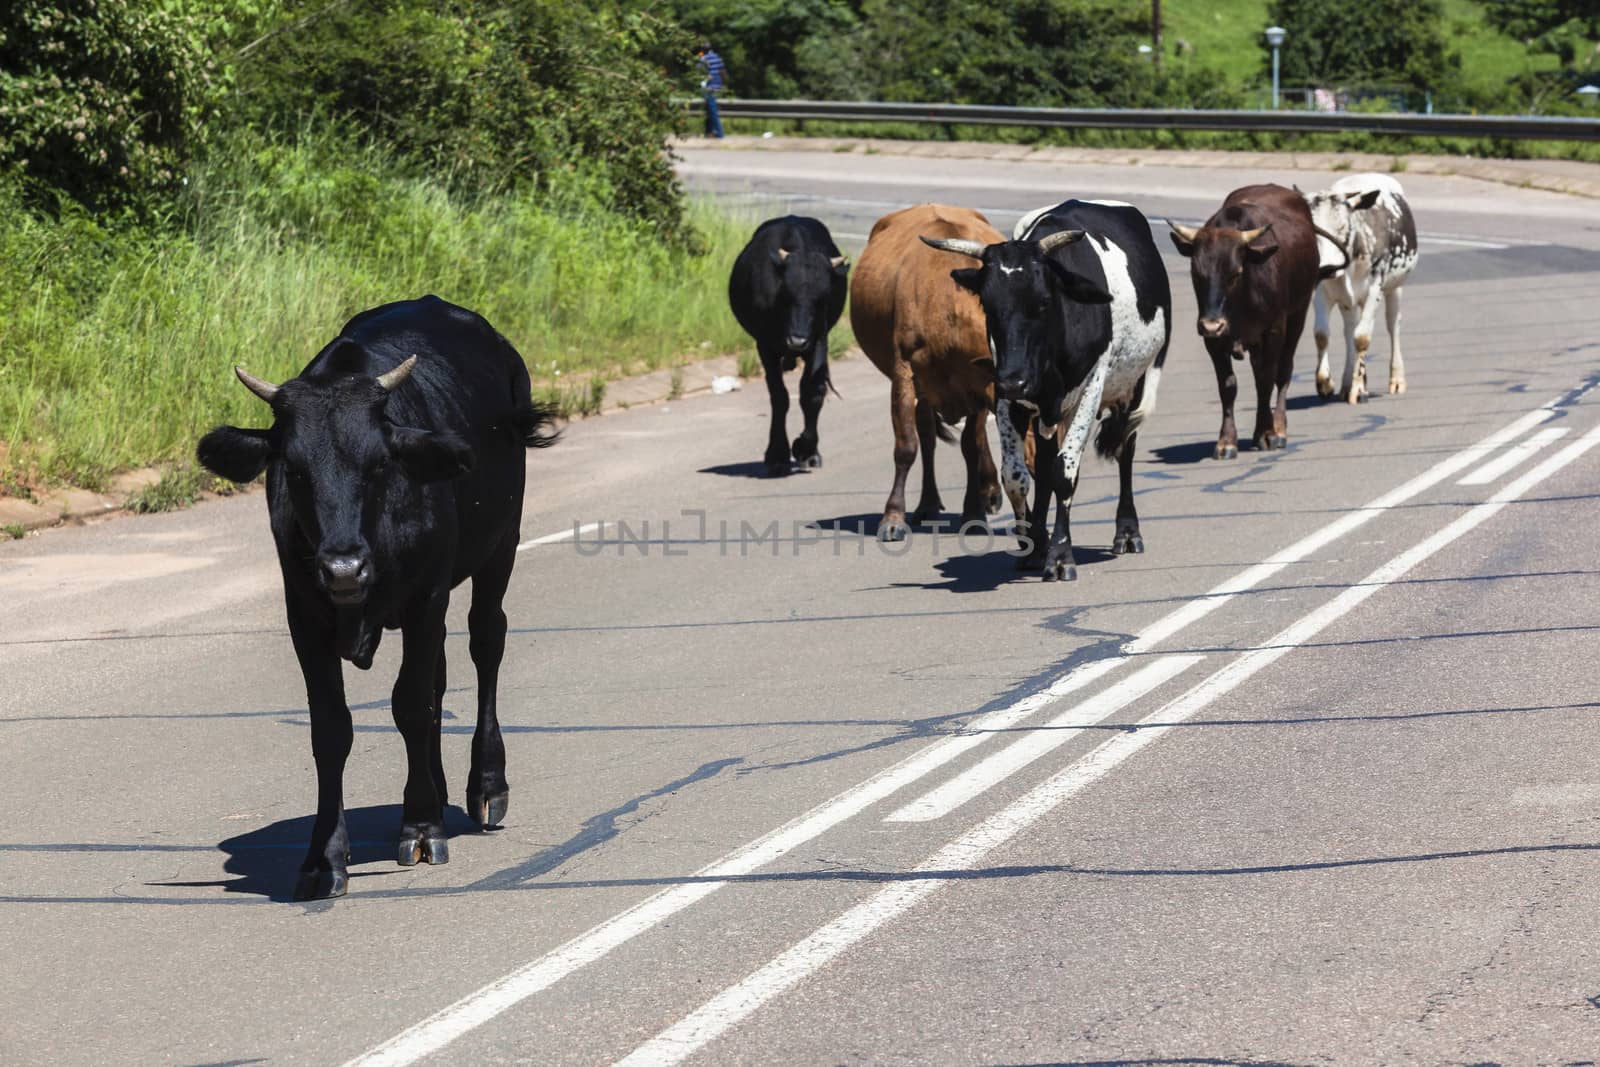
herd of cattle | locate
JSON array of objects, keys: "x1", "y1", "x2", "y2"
[{"x1": 193, "y1": 175, "x2": 1417, "y2": 898}]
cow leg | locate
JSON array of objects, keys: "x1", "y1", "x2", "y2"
[
  {"x1": 761, "y1": 349, "x2": 792, "y2": 476},
  {"x1": 791, "y1": 350, "x2": 827, "y2": 469},
  {"x1": 1339, "y1": 301, "x2": 1366, "y2": 404},
  {"x1": 878, "y1": 361, "x2": 917, "y2": 542},
  {"x1": 910, "y1": 398, "x2": 945, "y2": 526},
  {"x1": 465, "y1": 533, "x2": 515, "y2": 829},
  {"x1": 1042, "y1": 366, "x2": 1106, "y2": 579},
  {"x1": 1017, "y1": 425, "x2": 1057, "y2": 572},
  {"x1": 288, "y1": 593, "x2": 353, "y2": 901},
  {"x1": 1249, "y1": 344, "x2": 1281, "y2": 450},
  {"x1": 1113, "y1": 430, "x2": 1143, "y2": 554},
  {"x1": 1385, "y1": 285, "x2": 1407, "y2": 394},
  {"x1": 1206, "y1": 339, "x2": 1239, "y2": 459},
  {"x1": 432, "y1": 642, "x2": 448, "y2": 805},
  {"x1": 959, "y1": 410, "x2": 1001, "y2": 528},
  {"x1": 1313, "y1": 287, "x2": 1336, "y2": 398},
  {"x1": 996, "y1": 400, "x2": 1032, "y2": 547},
  {"x1": 393, "y1": 593, "x2": 450, "y2": 866}
]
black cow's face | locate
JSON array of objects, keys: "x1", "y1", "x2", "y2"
[
  {"x1": 922, "y1": 233, "x2": 1110, "y2": 407},
  {"x1": 772, "y1": 246, "x2": 848, "y2": 354},
  {"x1": 1168, "y1": 222, "x2": 1278, "y2": 339},
  {"x1": 197, "y1": 358, "x2": 473, "y2": 605}
]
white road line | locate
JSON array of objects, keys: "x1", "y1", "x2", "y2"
[
  {"x1": 1130, "y1": 402, "x2": 1555, "y2": 653},
  {"x1": 347, "y1": 394, "x2": 1569, "y2": 1067},
  {"x1": 516, "y1": 521, "x2": 601, "y2": 552},
  {"x1": 1457, "y1": 425, "x2": 1570, "y2": 485},
  {"x1": 1420, "y1": 236, "x2": 1512, "y2": 250},
  {"x1": 886, "y1": 654, "x2": 1202, "y2": 823},
  {"x1": 615, "y1": 423, "x2": 1600, "y2": 1067}
]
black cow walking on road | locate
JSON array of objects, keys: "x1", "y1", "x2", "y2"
[
  {"x1": 197, "y1": 295, "x2": 557, "y2": 900},
  {"x1": 728, "y1": 216, "x2": 849, "y2": 476}
]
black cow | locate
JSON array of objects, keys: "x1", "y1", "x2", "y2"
[
  {"x1": 197, "y1": 295, "x2": 556, "y2": 900},
  {"x1": 728, "y1": 216, "x2": 849, "y2": 476},
  {"x1": 923, "y1": 199, "x2": 1171, "y2": 581}
]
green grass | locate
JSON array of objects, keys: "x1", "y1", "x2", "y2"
[{"x1": 0, "y1": 129, "x2": 781, "y2": 491}]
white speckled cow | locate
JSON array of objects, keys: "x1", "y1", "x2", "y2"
[{"x1": 1302, "y1": 173, "x2": 1419, "y2": 403}]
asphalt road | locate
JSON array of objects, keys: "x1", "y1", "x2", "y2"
[{"x1": 4, "y1": 147, "x2": 1600, "y2": 1067}]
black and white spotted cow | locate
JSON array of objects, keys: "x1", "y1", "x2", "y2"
[
  {"x1": 922, "y1": 199, "x2": 1170, "y2": 581},
  {"x1": 1302, "y1": 173, "x2": 1419, "y2": 403}
]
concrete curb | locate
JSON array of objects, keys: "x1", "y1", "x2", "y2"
[{"x1": 676, "y1": 134, "x2": 1600, "y2": 199}]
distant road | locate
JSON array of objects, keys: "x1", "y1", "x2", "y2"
[{"x1": 3, "y1": 147, "x2": 1600, "y2": 1066}]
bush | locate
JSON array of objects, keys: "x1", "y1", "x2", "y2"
[{"x1": 0, "y1": 0, "x2": 215, "y2": 218}]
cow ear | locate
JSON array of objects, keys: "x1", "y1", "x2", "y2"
[
  {"x1": 1244, "y1": 241, "x2": 1280, "y2": 264},
  {"x1": 1349, "y1": 188, "x2": 1381, "y2": 211},
  {"x1": 1044, "y1": 260, "x2": 1112, "y2": 304},
  {"x1": 950, "y1": 267, "x2": 982, "y2": 293},
  {"x1": 385, "y1": 426, "x2": 475, "y2": 482},
  {"x1": 1168, "y1": 231, "x2": 1195, "y2": 257},
  {"x1": 197, "y1": 426, "x2": 272, "y2": 484}
]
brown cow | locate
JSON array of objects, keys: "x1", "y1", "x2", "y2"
[
  {"x1": 851, "y1": 204, "x2": 1005, "y2": 541},
  {"x1": 1168, "y1": 184, "x2": 1322, "y2": 459}
]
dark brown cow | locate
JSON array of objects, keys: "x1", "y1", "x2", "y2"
[
  {"x1": 1169, "y1": 184, "x2": 1321, "y2": 459},
  {"x1": 850, "y1": 204, "x2": 1005, "y2": 541}
]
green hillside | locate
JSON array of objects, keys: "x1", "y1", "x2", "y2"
[{"x1": 1160, "y1": 0, "x2": 1586, "y2": 109}]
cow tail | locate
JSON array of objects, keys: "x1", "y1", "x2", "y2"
[
  {"x1": 506, "y1": 339, "x2": 561, "y2": 449},
  {"x1": 1094, "y1": 405, "x2": 1132, "y2": 460},
  {"x1": 937, "y1": 420, "x2": 958, "y2": 444}
]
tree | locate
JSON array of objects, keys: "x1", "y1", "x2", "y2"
[{"x1": 1263, "y1": 0, "x2": 1460, "y2": 96}]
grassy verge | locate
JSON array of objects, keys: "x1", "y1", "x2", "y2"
[{"x1": 0, "y1": 129, "x2": 775, "y2": 493}]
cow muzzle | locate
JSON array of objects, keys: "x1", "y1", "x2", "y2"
[
  {"x1": 785, "y1": 333, "x2": 811, "y2": 354},
  {"x1": 1198, "y1": 317, "x2": 1229, "y2": 339},
  {"x1": 318, "y1": 552, "x2": 374, "y2": 605},
  {"x1": 996, "y1": 376, "x2": 1032, "y2": 401}
]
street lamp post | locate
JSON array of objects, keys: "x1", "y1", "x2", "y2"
[{"x1": 1265, "y1": 25, "x2": 1286, "y2": 109}]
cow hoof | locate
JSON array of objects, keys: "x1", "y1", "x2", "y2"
[
  {"x1": 800, "y1": 453, "x2": 823, "y2": 470},
  {"x1": 397, "y1": 830, "x2": 449, "y2": 866},
  {"x1": 764, "y1": 461, "x2": 791, "y2": 478},
  {"x1": 878, "y1": 519, "x2": 910, "y2": 543},
  {"x1": 468, "y1": 790, "x2": 509, "y2": 829},
  {"x1": 1043, "y1": 560, "x2": 1077, "y2": 582},
  {"x1": 1345, "y1": 390, "x2": 1367, "y2": 405},
  {"x1": 1015, "y1": 550, "x2": 1045, "y2": 571},
  {"x1": 1214, "y1": 443, "x2": 1238, "y2": 461},
  {"x1": 1112, "y1": 530, "x2": 1144, "y2": 555},
  {"x1": 293, "y1": 865, "x2": 349, "y2": 901},
  {"x1": 985, "y1": 489, "x2": 1003, "y2": 515},
  {"x1": 1269, "y1": 434, "x2": 1288, "y2": 450},
  {"x1": 1389, "y1": 380, "x2": 1407, "y2": 395},
  {"x1": 1315, "y1": 375, "x2": 1336, "y2": 398}
]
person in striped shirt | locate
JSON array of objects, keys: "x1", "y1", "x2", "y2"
[{"x1": 696, "y1": 41, "x2": 726, "y2": 138}]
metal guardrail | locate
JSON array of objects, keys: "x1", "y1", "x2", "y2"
[{"x1": 693, "y1": 98, "x2": 1600, "y2": 142}]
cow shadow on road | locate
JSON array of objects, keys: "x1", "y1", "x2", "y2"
[
  {"x1": 182, "y1": 805, "x2": 481, "y2": 901},
  {"x1": 1149, "y1": 440, "x2": 1218, "y2": 464},
  {"x1": 698, "y1": 461, "x2": 820, "y2": 479}
]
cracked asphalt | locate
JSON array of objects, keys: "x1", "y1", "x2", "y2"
[{"x1": 4, "y1": 149, "x2": 1600, "y2": 1066}]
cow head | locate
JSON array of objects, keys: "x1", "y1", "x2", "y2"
[
  {"x1": 920, "y1": 231, "x2": 1111, "y2": 408},
  {"x1": 772, "y1": 246, "x2": 849, "y2": 354},
  {"x1": 1167, "y1": 220, "x2": 1279, "y2": 340},
  {"x1": 196, "y1": 353, "x2": 473, "y2": 605},
  {"x1": 1300, "y1": 185, "x2": 1378, "y2": 280}
]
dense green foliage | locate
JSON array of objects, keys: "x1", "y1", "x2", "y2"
[
  {"x1": 0, "y1": 0, "x2": 215, "y2": 216},
  {"x1": 1265, "y1": 0, "x2": 1460, "y2": 98},
  {"x1": 671, "y1": 0, "x2": 1241, "y2": 108}
]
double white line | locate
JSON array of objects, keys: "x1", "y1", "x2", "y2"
[{"x1": 349, "y1": 394, "x2": 1587, "y2": 1067}]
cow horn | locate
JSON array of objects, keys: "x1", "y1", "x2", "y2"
[
  {"x1": 829, "y1": 255, "x2": 847, "y2": 269},
  {"x1": 1037, "y1": 229, "x2": 1086, "y2": 253},
  {"x1": 1166, "y1": 219, "x2": 1200, "y2": 243},
  {"x1": 776, "y1": 247, "x2": 791, "y2": 262},
  {"x1": 1237, "y1": 225, "x2": 1272, "y2": 244},
  {"x1": 234, "y1": 366, "x2": 280, "y2": 404},
  {"x1": 919, "y1": 235, "x2": 988, "y2": 259},
  {"x1": 1312, "y1": 223, "x2": 1351, "y2": 274},
  {"x1": 376, "y1": 355, "x2": 417, "y2": 393}
]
